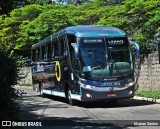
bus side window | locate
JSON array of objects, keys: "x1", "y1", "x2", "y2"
[
  {"x1": 48, "y1": 42, "x2": 52, "y2": 60},
  {"x1": 44, "y1": 44, "x2": 48, "y2": 60},
  {"x1": 35, "y1": 47, "x2": 40, "y2": 61},
  {"x1": 32, "y1": 49, "x2": 36, "y2": 62},
  {"x1": 51, "y1": 42, "x2": 55, "y2": 59},
  {"x1": 59, "y1": 37, "x2": 66, "y2": 56},
  {"x1": 64, "y1": 37, "x2": 68, "y2": 56},
  {"x1": 54, "y1": 40, "x2": 59, "y2": 57},
  {"x1": 41, "y1": 45, "x2": 45, "y2": 61}
]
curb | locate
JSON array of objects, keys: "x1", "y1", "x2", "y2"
[{"x1": 134, "y1": 96, "x2": 160, "y2": 104}]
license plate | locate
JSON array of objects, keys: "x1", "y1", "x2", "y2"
[{"x1": 107, "y1": 93, "x2": 116, "y2": 97}]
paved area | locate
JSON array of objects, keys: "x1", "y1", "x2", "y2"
[{"x1": 13, "y1": 86, "x2": 160, "y2": 129}]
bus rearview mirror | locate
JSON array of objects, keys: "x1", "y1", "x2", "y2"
[
  {"x1": 71, "y1": 43, "x2": 79, "y2": 59},
  {"x1": 129, "y1": 41, "x2": 140, "y2": 57},
  {"x1": 25, "y1": 59, "x2": 32, "y2": 63}
]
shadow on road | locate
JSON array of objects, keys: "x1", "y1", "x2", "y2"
[
  {"x1": 14, "y1": 95, "x2": 141, "y2": 129},
  {"x1": 13, "y1": 87, "x2": 157, "y2": 129},
  {"x1": 18, "y1": 107, "x2": 135, "y2": 129},
  {"x1": 78, "y1": 99, "x2": 156, "y2": 108},
  {"x1": 17, "y1": 92, "x2": 156, "y2": 109}
]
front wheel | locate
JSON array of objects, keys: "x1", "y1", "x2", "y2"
[{"x1": 67, "y1": 89, "x2": 76, "y2": 105}]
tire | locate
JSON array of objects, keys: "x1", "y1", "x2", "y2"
[
  {"x1": 39, "y1": 82, "x2": 44, "y2": 97},
  {"x1": 67, "y1": 89, "x2": 76, "y2": 105}
]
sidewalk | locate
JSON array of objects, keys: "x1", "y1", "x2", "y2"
[{"x1": 134, "y1": 96, "x2": 160, "y2": 104}]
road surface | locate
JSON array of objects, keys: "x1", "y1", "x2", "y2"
[{"x1": 14, "y1": 86, "x2": 160, "y2": 129}]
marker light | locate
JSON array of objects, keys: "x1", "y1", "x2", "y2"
[
  {"x1": 86, "y1": 93, "x2": 92, "y2": 98},
  {"x1": 128, "y1": 90, "x2": 133, "y2": 95}
]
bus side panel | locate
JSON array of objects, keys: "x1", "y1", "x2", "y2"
[
  {"x1": 32, "y1": 62, "x2": 56, "y2": 92},
  {"x1": 72, "y1": 74, "x2": 81, "y2": 95},
  {"x1": 53, "y1": 60, "x2": 67, "y2": 93},
  {"x1": 31, "y1": 60, "x2": 70, "y2": 96},
  {"x1": 32, "y1": 63, "x2": 45, "y2": 92},
  {"x1": 41, "y1": 62, "x2": 56, "y2": 91}
]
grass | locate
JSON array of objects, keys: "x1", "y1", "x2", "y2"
[
  {"x1": 135, "y1": 90, "x2": 160, "y2": 99},
  {"x1": 19, "y1": 83, "x2": 32, "y2": 86}
]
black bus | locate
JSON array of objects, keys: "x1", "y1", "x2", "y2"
[{"x1": 31, "y1": 26, "x2": 140, "y2": 105}]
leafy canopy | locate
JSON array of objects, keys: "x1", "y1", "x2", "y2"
[{"x1": 0, "y1": 0, "x2": 159, "y2": 56}]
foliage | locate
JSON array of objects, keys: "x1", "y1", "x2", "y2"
[
  {"x1": 0, "y1": 48, "x2": 21, "y2": 120},
  {"x1": 122, "y1": 0, "x2": 160, "y2": 54},
  {"x1": 0, "y1": 0, "x2": 21, "y2": 15},
  {"x1": 136, "y1": 90, "x2": 160, "y2": 99},
  {"x1": 0, "y1": 0, "x2": 55, "y2": 15},
  {"x1": 16, "y1": 8, "x2": 76, "y2": 50},
  {"x1": 0, "y1": 0, "x2": 159, "y2": 57}
]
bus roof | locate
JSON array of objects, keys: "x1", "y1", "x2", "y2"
[
  {"x1": 32, "y1": 26, "x2": 126, "y2": 49},
  {"x1": 65, "y1": 26, "x2": 126, "y2": 37}
]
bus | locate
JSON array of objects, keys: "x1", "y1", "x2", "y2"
[{"x1": 31, "y1": 26, "x2": 140, "y2": 105}]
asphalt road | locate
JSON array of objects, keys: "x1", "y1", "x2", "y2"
[{"x1": 14, "y1": 86, "x2": 160, "y2": 129}]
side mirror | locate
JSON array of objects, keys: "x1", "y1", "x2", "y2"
[
  {"x1": 71, "y1": 43, "x2": 79, "y2": 59},
  {"x1": 130, "y1": 41, "x2": 140, "y2": 57}
]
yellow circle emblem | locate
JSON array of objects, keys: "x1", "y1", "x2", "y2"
[{"x1": 55, "y1": 61, "x2": 61, "y2": 81}]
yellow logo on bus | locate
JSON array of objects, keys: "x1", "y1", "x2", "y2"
[{"x1": 55, "y1": 61, "x2": 61, "y2": 81}]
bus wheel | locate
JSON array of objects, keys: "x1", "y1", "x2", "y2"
[
  {"x1": 39, "y1": 82, "x2": 44, "y2": 97},
  {"x1": 67, "y1": 89, "x2": 76, "y2": 105}
]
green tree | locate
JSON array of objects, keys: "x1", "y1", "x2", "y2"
[
  {"x1": 0, "y1": 0, "x2": 159, "y2": 56},
  {"x1": 122, "y1": 0, "x2": 160, "y2": 53},
  {"x1": 0, "y1": 0, "x2": 15, "y2": 15},
  {"x1": 0, "y1": 0, "x2": 55, "y2": 15},
  {"x1": 15, "y1": 9, "x2": 76, "y2": 51},
  {"x1": 0, "y1": 5, "x2": 45, "y2": 53},
  {"x1": 0, "y1": 49, "x2": 20, "y2": 120}
]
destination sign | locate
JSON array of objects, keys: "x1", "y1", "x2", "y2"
[
  {"x1": 107, "y1": 39, "x2": 124, "y2": 45},
  {"x1": 84, "y1": 39, "x2": 103, "y2": 43}
]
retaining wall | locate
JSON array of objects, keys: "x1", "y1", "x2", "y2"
[
  {"x1": 18, "y1": 67, "x2": 32, "y2": 85},
  {"x1": 138, "y1": 51, "x2": 160, "y2": 91}
]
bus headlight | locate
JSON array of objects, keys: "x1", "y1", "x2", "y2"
[
  {"x1": 126, "y1": 81, "x2": 135, "y2": 87},
  {"x1": 85, "y1": 85, "x2": 93, "y2": 89},
  {"x1": 79, "y1": 82, "x2": 94, "y2": 89}
]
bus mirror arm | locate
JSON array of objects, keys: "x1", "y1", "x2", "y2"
[
  {"x1": 25, "y1": 59, "x2": 32, "y2": 66},
  {"x1": 130, "y1": 41, "x2": 140, "y2": 57},
  {"x1": 71, "y1": 43, "x2": 79, "y2": 59}
]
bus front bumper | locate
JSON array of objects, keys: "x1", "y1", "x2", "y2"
[{"x1": 80, "y1": 85, "x2": 135, "y2": 102}]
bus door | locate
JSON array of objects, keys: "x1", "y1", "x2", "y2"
[{"x1": 67, "y1": 35, "x2": 81, "y2": 95}]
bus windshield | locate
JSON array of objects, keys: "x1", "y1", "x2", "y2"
[{"x1": 79, "y1": 37, "x2": 133, "y2": 79}]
